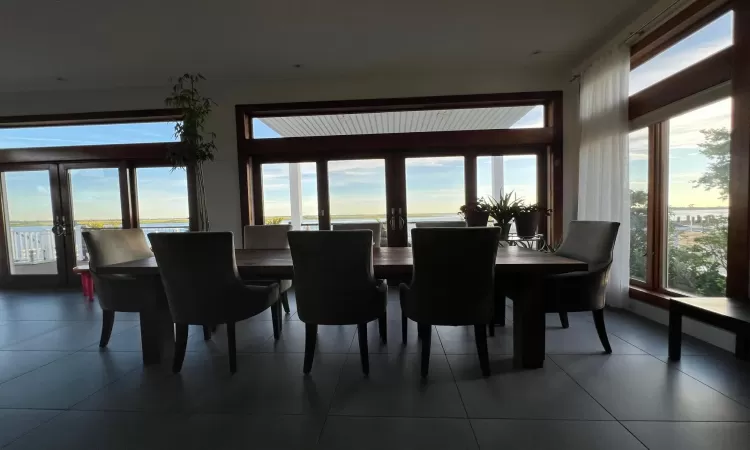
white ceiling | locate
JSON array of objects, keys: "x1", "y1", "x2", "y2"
[{"x1": 0, "y1": 0, "x2": 654, "y2": 92}]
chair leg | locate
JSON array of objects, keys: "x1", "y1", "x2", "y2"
[
  {"x1": 303, "y1": 324, "x2": 318, "y2": 375},
  {"x1": 668, "y1": 307, "x2": 682, "y2": 361},
  {"x1": 99, "y1": 310, "x2": 115, "y2": 348},
  {"x1": 281, "y1": 291, "x2": 291, "y2": 314},
  {"x1": 378, "y1": 313, "x2": 387, "y2": 344},
  {"x1": 172, "y1": 324, "x2": 189, "y2": 373},
  {"x1": 474, "y1": 324, "x2": 491, "y2": 377},
  {"x1": 496, "y1": 297, "x2": 506, "y2": 326},
  {"x1": 401, "y1": 311, "x2": 408, "y2": 345},
  {"x1": 592, "y1": 309, "x2": 612, "y2": 354},
  {"x1": 270, "y1": 301, "x2": 281, "y2": 340},
  {"x1": 227, "y1": 322, "x2": 237, "y2": 373},
  {"x1": 559, "y1": 311, "x2": 570, "y2": 329},
  {"x1": 202, "y1": 325, "x2": 212, "y2": 341},
  {"x1": 358, "y1": 323, "x2": 370, "y2": 375},
  {"x1": 419, "y1": 323, "x2": 431, "y2": 378}
]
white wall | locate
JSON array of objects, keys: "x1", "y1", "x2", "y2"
[{"x1": 0, "y1": 68, "x2": 571, "y2": 239}]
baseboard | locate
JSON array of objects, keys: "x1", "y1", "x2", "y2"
[{"x1": 628, "y1": 298, "x2": 736, "y2": 353}]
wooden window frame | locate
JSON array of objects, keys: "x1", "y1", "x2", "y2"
[
  {"x1": 235, "y1": 92, "x2": 564, "y2": 244},
  {"x1": 629, "y1": 0, "x2": 750, "y2": 306}
]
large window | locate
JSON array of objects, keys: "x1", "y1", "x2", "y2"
[
  {"x1": 406, "y1": 156, "x2": 465, "y2": 226},
  {"x1": 328, "y1": 159, "x2": 386, "y2": 225},
  {"x1": 0, "y1": 121, "x2": 179, "y2": 148},
  {"x1": 261, "y1": 163, "x2": 318, "y2": 229},
  {"x1": 630, "y1": 11, "x2": 734, "y2": 95},
  {"x1": 629, "y1": 129, "x2": 649, "y2": 282},
  {"x1": 135, "y1": 167, "x2": 189, "y2": 234}
]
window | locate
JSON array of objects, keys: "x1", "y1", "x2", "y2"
[
  {"x1": 0, "y1": 121, "x2": 180, "y2": 149},
  {"x1": 630, "y1": 11, "x2": 734, "y2": 95},
  {"x1": 328, "y1": 159, "x2": 386, "y2": 226},
  {"x1": 665, "y1": 98, "x2": 731, "y2": 295},
  {"x1": 477, "y1": 155, "x2": 538, "y2": 232},
  {"x1": 629, "y1": 128, "x2": 649, "y2": 282},
  {"x1": 261, "y1": 163, "x2": 318, "y2": 229},
  {"x1": 251, "y1": 105, "x2": 544, "y2": 139},
  {"x1": 135, "y1": 167, "x2": 189, "y2": 234},
  {"x1": 406, "y1": 156, "x2": 465, "y2": 227}
]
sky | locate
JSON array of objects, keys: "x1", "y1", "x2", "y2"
[{"x1": 0, "y1": 10, "x2": 735, "y2": 221}]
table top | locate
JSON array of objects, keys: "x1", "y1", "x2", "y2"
[{"x1": 97, "y1": 246, "x2": 586, "y2": 278}]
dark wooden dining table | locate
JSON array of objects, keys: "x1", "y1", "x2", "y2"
[{"x1": 98, "y1": 246, "x2": 587, "y2": 369}]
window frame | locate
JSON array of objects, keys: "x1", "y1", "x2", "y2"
[{"x1": 628, "y1": 0, "x2": 749, "y2": 303}]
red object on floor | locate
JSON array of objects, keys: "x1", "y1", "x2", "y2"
[{"x1": 73, "y1": 265, "x2": 94, "y2": 302}]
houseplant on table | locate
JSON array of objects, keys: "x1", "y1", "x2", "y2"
[
  {"x1": 165, "y1": 73, "x2": 217, "y2": 231},
  {"x1": 487, "y1": 191, "x2": 522, "y2": 240},
  {"x1": 515, "y1": 203, "x2": 552, "y2": 237},
  {"x1": 458, "y1": 197, "x2": 491, "y2": 227}
]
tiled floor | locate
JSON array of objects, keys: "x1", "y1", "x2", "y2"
[{"x1": 0, "y1": 289, "x2": 749, "y2": 449}]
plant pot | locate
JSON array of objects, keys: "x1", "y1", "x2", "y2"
[
  {"x1": 515, "y1": 211, "x2": 540, "y2": 237},
  {"x1": 494, "y1": 222, "x2": 512, "y2": 240},
  {"x1": 464, "y1": 210, "x2": 490, "y2": 227}
]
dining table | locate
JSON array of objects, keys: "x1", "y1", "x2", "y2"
[{"x1": 97, "y1": 246, "x2": 587, "y2": 369}]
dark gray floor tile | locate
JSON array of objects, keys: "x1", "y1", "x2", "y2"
[
  {"x1": 260, "y1": 321, "x2": 356, "y2": 353},
  {"x1": 624, "y1": 421, "x2": 750, "y2": 450},
  {"x1": 654, "y1": 354, "x2": 750, "y2": 407},
  {"x1": 472, "y1": 419, "x2": 646, "y2": 450},
  {"x1": 544, "y1": 321, "x2": 645, "y2": 354},
  {"x1": 0, "y1": 350, "x2": 71, "y2": 383},
  {"x1": 3, "y1": 411, "x2": 186, "y2": 450},
  {"x1": 5, "y1": 321, "x2": 136, "y2": 351},
  {"x1": 0, "y1": 295, "x2": 104, "y2": 321},
  {"x1": 448, "y1": 355, "x2": 613, "y2": 420},
  {"x1": 318, "y1": 416, "x2": 478, "y2": 450},
  {"x1": 0, "y1": 351, "x2": 142, "y2": 409},
  {"x1": 0, "y1": 409, "x2": 60, "y2": 447},
  {"x1": 330, "y1": 353, "x2": 465, "y2": 417},
  {"x1": 0, "y1": 321, "x2": 68, "y2": 349},
  {"x1": 185, "y1": 320, "x2": 274, "y2": 354},
  {"x1": 437, "y1": 324, "x2": 514, "y2": 355},
  {"x1": 189, "y1": 353, "x2": 346, "y2": 415},
  {"x1": 551, "y1": 354, "x2": 750, "y2": 421},
  {"x1": 176, "y1": 414, "x2": 324, "y2": 450},
  {"x1": 350, "y1": 320, "x2": 444, "y2": 354}
]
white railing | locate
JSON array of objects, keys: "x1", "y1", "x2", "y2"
[{"x1": 8, "y1": 225, "x2": 189, "y2": 265}]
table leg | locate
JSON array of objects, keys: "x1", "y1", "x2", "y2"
[
  {"x1": 512, "y1": 275, "x2": 545, "y2": 369},
  {"x1": 139, "y1": 308, "x2": 175, "y2": 366}
]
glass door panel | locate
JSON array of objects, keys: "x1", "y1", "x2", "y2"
[
  {"x1": 0, "y1": 169, "x2": 64, "y2": 281},
  {"x1": 477, "y1": 154, "x2": 538, "y2": 234},
  {"x1": 262, "y1": 162, "x2": 319, "y2": 229},
  {"x1": 135, "y1": 167, "x2": 190, "y2": 237},
  {"x1": 67, "y1": 167, "x2": 123, "y2": 267},
  {"x1": 405, "y1": 156, "x2": 465, "y2": 240},
  {"x1": 328, "y1": 159, "x2": 387, "y2": 240}
]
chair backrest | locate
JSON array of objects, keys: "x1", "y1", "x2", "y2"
[
  {"x1": 82, "y1": 229, "x2": 153, "y2": 271},
  {"x1": 407, "y1": 227, "x2": 501, "y2": 325},
  {"x1": 149, "y1": 232, "x2": 245, "y2": 324},
  {"x1": 287, "y1": 230, "x2": 378, "y2": 324},
  {"x1": 555, "y1": 221, "x2": 620, "y2": 273},
  {"x1": 243, "y1": 224, "x2": 291, "y2": 250},
  {"x1": 415, "y1": 220, "x2": 466, "y2": 228},
  {"x1": 331, "y1": 222, "x2": 383, "y2": 247}
]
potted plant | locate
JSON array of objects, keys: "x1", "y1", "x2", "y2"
[
  {"x1": 458, "y1": 197, "x2": 491, "y2": 227},
  {"x1": 515, "y1": 203, "x2": 552, "y2": 237},
  {"x1": 487, "y1": 192, "x2": 522, "y2": 240},
  {"x1": 165, "y1": 73, "x2": 217, "y2": 231}
]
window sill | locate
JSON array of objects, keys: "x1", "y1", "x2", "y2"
[{"x1": 629, "y1": 286, "x2": 671, "y2": 309}]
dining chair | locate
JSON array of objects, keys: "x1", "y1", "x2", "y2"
[
  {"x1": 149, "y1": 232, "x2": 282, "y2": 373},
  {"x1": 331, "y1": 222, "x2": 383, "y2": 247},
  {"x1": 82, "y1": 229, "x2": 169, "y2": 352},
  {"x1": 243, "y1": 224, "x2": 293, "y2": 314},
  {"x1": 288, "y1": 230, "x2": 387, "y2": 376},
  {"x1": 415, "y1": 220, "x2": 467, "y2": 228},
  {"x1": 401, "y1": 227, "x2": 501, "y2": 377},
  {"x1": 542, "y1": 221, "x2": 620, "y2": 353}
]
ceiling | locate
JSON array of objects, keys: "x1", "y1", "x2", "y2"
[{"x1": 0, "y1": 0, "x2": 654, "y2": 92}]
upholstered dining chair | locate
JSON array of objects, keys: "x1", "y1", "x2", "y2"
[
  {"x1": 401, "y1": 227, "x2": 501, "y2": 377},
  {"x1": 414, "y1": 220, "x2": 467, "y2": 228},
  {"x1": 331, "y1": 222, "x2": 383, "y2": 247},
  {"x1": 288, "y1": 230, "x2": 387, "y2": 376},
  {"x1": 149, "y1": 232, "x2": 282, "y2": 373},
  {"x1": 82, "y1": 229, "x2": 168, "y2": 353},
  {"x1": 541, "y1": 221, "x2": 620, "y2": 353},
  {"x1": 243, "y1": 224, "x2": 293, "y2": 314}
]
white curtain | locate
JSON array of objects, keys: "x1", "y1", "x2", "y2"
[{"x1": 577, "y1": 47, "x2": 631, "y2": 308}]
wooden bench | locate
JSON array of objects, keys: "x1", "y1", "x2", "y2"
[{"x1": 669, "y1": 297, "x2": 750, "y2": 361}]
